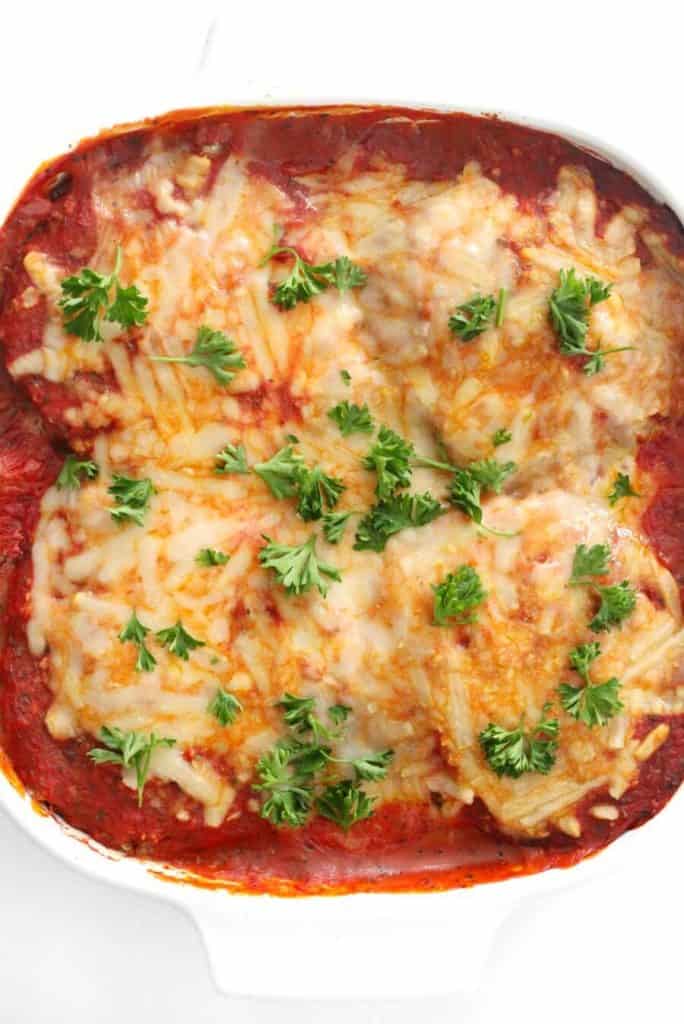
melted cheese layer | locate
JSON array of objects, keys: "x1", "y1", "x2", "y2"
[{"x1": 16, "y1": 134, "x2": 684, "y2": 833}]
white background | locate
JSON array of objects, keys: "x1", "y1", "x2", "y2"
[{"x1": 1, "y1": 1, "x2": 682, "y2": 1020}]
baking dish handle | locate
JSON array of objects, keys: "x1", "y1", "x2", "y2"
[{"x1": 185, "y1": 885, "x2": 523, "y2": 999}]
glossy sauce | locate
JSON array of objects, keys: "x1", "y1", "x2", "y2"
[{"x1": 1, "y1": 106, "x2": 683, "y2": 894}]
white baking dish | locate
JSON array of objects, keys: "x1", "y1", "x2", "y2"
[{"x1": 0, "y1": 103, "x2": 681, "y2": 999}]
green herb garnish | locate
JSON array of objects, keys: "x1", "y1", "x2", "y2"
[
  {"x1": 151, "y1": 326, "x2": 245, "y2": 386},
  {"x1": 549, "y1": 268, "x2": 630, "y2": 375},
  {"x1": 56, "y1": 454, "x2": 99, "y2": 490},
  {"x1": 196, "y1": 548, "x2": 230, "y2": 567},
  {"x1": 322, "y1": 510, "x2": 353, "y2": 544},
  {"x1": 558, "y1": 641, "x2": 623, "y2": 727},
  {"x1": 208, "y1": 688, "x2": 243, "y2": 726},
  {"x1": 262, "y1": 241, "x2": 366, "y2": 310},
  {"x1": 479, "y1": 705, "x2": 559, "y2": 778},
  {"x1": 155, "y1": 620, "x2": 205, "y2": 660},
  {"x1": 108, "y1": 474, "x2": 156, "y2": 526},
  {"x1": 568, "y1": 544, "x2": 637, "y2": 632},
  {"x1": 259, "y1": 534, "x2": 342, "y2": 596},
  {"x1": 448, "y1": 293, "x2": 497, "y2": 341},
  {"x1": 327, "y1": 401, "x2": 374, "y2": 437},
  {"x1": 88, "y1": 726, "x2": 175, "y2": 805},
  {"x1": 118, "y1": 610, "x2": 157, "y2": 672},
  {"x1": 354, "y1": 492, "x2": 444, "y2": 552},
  {"x1": 59, "y1": 245, "x2": 148, "y2": 342},
  {"x1": 362, "y1": 426, "x2": 415, "y2": 500},
  {"x1": 608, "y1": 472, "x2": 640, "y2": 506},
  {"x1": 492, "y1": 428, "x2": 512, "y2": 447},
  {"x1": 316, "y1": 779, "x2": 375, "y2": 830},
  {"x1": 433, "y1": 565, "x2": 487, "y2": 625},
  {"x1": 214, "y1": 443, "x2": 249, "y2": 475}
]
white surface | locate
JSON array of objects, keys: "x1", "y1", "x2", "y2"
[{"x1": 1, "y1": 0, "x2": 682, "y2": 1020}]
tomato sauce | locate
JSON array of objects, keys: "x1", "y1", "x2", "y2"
[{"x1": 1, "y1": 106, "x2": 683, "y2": 894}]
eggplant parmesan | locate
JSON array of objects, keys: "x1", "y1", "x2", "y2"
[{"x1": 0, "y1": 107, "x2": 683, "y2": 894}]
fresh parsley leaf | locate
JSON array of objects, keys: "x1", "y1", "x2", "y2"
[
  {"x1": 586, "y1": 278, "x2": 612, "y2": 304},
  {"x1": 277, "y1": 693, "x2": 317, "y2": 733},
  {"x1": 295, "y1": 465, "x2": 345, "y2": 521},
  {"x1": 589, "y1": 581, "x2": 637, "y2": 633},
  {"x1": 155, "y1": 620, "x2": 205, "y2": 660},
  {"x1": 328, "y1": 256, "x2": 367, "y2": 292},
  {"x1": 254, "y1": 445, "x2": 343, "y2": 520},
  {"x1": 327, "y1": 401, "x2": 374, "y2": 437},
  {"x1": 276, "y1": 693, "x2": 339, "y2": 744},
  {"x1": 59, "y1": 246, "x2": 148, "y2": 342},
  {"x1": 568, "y1": 545, "x2": 636, "y2": 632},
  {"x1": 549, "y1": 268, "x2": 630, "y2": 374},
  {"x1": 151, "y1": 326, "x2": 246, "y2": 386},
  {"x1": 106, "y1": 284, "x2": 148, "y2": 329},
  {"x1": 259, "y1": 534, "x2": 342, "y2": 596},
  {"x1": 285, "y1": 434, "x2": 300, "y2": 443},
  {"x1": 108, "y1": 474, "x2": 156, "y2": 527},
  {"x1": 88, "y1": 726, "x2": 175, "y2": 806},
  {"x1": 328, "y1": 704, "x2": 352, "y2": 725},
  {"x1": 208, "y1": 688, "x2": 243, "y2": 726},
  {"x1": 433, "y1": 565, "x2": 487, "y2": 626},
  {"x1": 316, "y1": 779, "x2": 375, "y2": 830},
  {"x1": 354, "y1": 492, "x2": 444, "y2": 552},
  {"x1": 448, "y1": 293, "x2": 497, "y2": 341},
  {"x1": 56, "y1": 454, "x2": 99, "y2": 490},
  {"x1": 351, "y1": 749, "x2": 394, "y2": 782},
  {"x1": 118, "y1": 610, "x2": 157, "y2": 672},
  {"x1": 568, "y1": 641, "x2": 601, "y2": 683},
  {"x1": 340, "y1": 369, "x2": 352, "y2": 385},
  {"x1": 263, "y1": 244, "x2": 367, "y2": 310},
  {"x1": 559, "y1": 677, "x2": 623, "y2": 728},
  {"x1": 492, "y1": 428, "x2": 512, "y2": 447},
  {"x1": 253, "y1": 740, "x2": 316, "y2": 827},
  {"x1": 196, "y1": 548, "x2": 230, "y2": 567},
  {"x1": 214, "y1": 443, "x2": 249, "y2": 475},
  {"x1": 479, "y1": 705, "x2": 559, "y2": 778},
  {"x1": 322, "y1": 510, "x2": 353, "y2": 544},
  {"x1": 608, "y1": 472, "x2": 640, "y2": 506},
  {"x1": 467, "y1": 458, "x2": 517, "y2": 494},
  {"x1": 253, "y1": 445, "x2": 305, "y2": 499},
  {"x1": 362, "y1": 425, "x2": 415, "y2": 500},
  {"x1": 559, "y1": 641, "x2": 623, "y2": 726},
  {"x1": 569, "y1": 543, "x2": 611, "y2": 585},
  {"x1": 447, "y1": 468, "x2": 483, "y2": 525}
]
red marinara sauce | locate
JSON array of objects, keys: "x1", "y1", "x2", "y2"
[{"x1": 0, "y1": 106, "x2": 683, "y2": 895}]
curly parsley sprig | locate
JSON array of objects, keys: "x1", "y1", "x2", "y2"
[
  {"x1": 608, "y1": 472, "x2": 640, "y2": 507},
  {"x1": 56, "y1": 454, "x2": 99, "y2": 490},
  {"x1": 208, "y1": 688, "x2": 243, "y2": 726},
  {"x1": 479, "y1": 705, "x2": 559, "y2": 778},
  {"x1": 433, "y1": 565, "x2": 487, "y2": 626},
  {"x1": 155, "y1": 620, "x2": 205, "y2": 660},
  {"x1": 88, "y1": 726, "x2": 175, "y2": 806},
  {"x1": 549, "y1": 268, "x2": 631, "y2": 375},
  {"x1": 261, "y1": 235, "x2": 366, "y2": 310},
  {"x1": 568, "y1": 544, "x2": 637, "y2": 632},
  {"x1": 354, "y1": 492, "x2": 444, "y2": 552},
  {"x1": 59, "y1": 246, "x2": 148, "y2": 342},
  {"x1": 558, "y1": 642, "x2": 623, "y2": 727},
  {"x1": 118, "y1": 610, "x2": 157, "y2": 672},
  {"x1": 151, "y1": 326, "x2": 246, "y2": 387},
  {"x1": 259, "y1": 534, "x2": 342, "y2": 597},
  {"x1": 108, "y1": 474, "x2": 156, "y2": 527},
  {"x1": 327, "y1": 401, "x2": 374, "y2": 437},
  {"x1": 253, "y1": 445, "x2": 344, "y2": 520},
  {"x1": 362, "y1": 426, "x2": 415, "y2": 500},
  {"x1": 254, "y1": 696, "x2": 392, "y2": 828}
]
